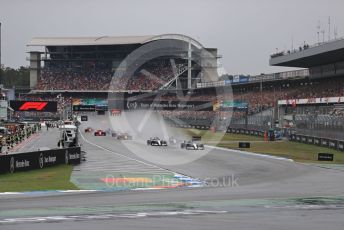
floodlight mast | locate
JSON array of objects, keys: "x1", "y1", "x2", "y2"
[
  {"x1": 187, "y1": 39, "x2": 192, "y2": 89},
  {"x1": 0, "y1": 22, "x2": 2, "y2": 84}
]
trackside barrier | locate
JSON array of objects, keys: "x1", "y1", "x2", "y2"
[
  {"x1": 290, "y1": 134, "x2": 344, "y2": 152},
  {"x1": 0, "y1": 147, "x2": 81, "y2": 174},
  {"x1": 226, "y1": 127, "x2": 264, "y2": 137},
  {"x1": 170, "y1": 123, "x2": 344, "y2": 152}
]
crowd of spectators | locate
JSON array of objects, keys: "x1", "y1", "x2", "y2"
[
  {"x1": 235, "y1": 77, "x2": 344, "y2": 115},
  {"x1": 159, "y1": 110, "x2": 233, "y2": 127},
  {"x1": 37, "y1": 68, "x2": 112, "y2": 90},
  {"x1": 271, "y1": 43, "x2": 310, "y2": 58},
  {"x1": 36, "y1": 60, "x2": 183, "y2": 91},
  {"x1": 158, "y1": 77, "x2": 344, "y2": 121},
  {"x1": 109, "y1": 61, "x2": 182, "y2": 90},
  {"x1": 34, "y1": 59, "x2": 344, "y2": 121}
]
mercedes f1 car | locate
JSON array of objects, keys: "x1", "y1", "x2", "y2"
[
  {"x1": 147, "y1": 137, "x2": 168, "y2": 146},
  {"x1": 180, "y1": 136, "x2": 204, "y2": 150},
  {"x1": 181, "y1": 141, "x2": 205, "y2": 150},
  {"x1": 94, "y1": 130, "x2": 106, "y2": 136}
]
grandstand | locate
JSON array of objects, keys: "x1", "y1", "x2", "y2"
[
  {"x1": 159, "y1": 38, "x2": 344, "y2": 139},
  {"x1": 27, "y1": 34, "x2": 219, "y2": 92},
  {"x1": 24, "y1": 33, "x2": 344, "y2": 140},
  {"x1": 268, "y1": 37, "x2": 344, "y2": 139}
]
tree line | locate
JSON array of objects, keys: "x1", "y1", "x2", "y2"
[{"x1": 0, "y1": 66, "x2": 30, "y2": 88}]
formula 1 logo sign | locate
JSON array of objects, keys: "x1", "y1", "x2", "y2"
[
  {"x1": 19, "y1": 102, "x2": 48, "y2": 111},
  {"x1": 10, "y1": 101, "x2": 58, "y2": 112}
]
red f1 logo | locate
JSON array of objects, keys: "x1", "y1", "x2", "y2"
[{"x1": 19, "y1": 102, "x2": 48, "y2": 111}]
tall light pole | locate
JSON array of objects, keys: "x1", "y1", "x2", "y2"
[
  {"x1": 317, "y1": 20, "x2": 321, "y2": 45},
  {"x1": 0, "y1": 22, "x2": 2, "y2": 84},
  {"x1": 328, "y1": 16, "x2": 331, "y2": 41},
  {"x1": 260, "y1": 74, "x2": 263, "y2": 130}
]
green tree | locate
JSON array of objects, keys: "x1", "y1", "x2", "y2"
[{"x1": 0, "y1": 66, "x2": 30, "y2": 88}]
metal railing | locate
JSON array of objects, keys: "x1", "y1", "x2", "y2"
[
  {"x1": 197, "y1": 69, "x2": 309, "y2": 89},
  {"x1": 270, "y1": 36, "x2": 344, "y2": 58}
]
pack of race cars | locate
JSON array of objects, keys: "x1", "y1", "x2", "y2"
[
  {"x1": 84, "y1": 127, "x2": 205, "y2": 150},
  {"x1": 147, "y1": 136, "x2": 205, "y2": 150},
  {"x1": 86, "y1": 127, "x2": 133, "y2": 140}
]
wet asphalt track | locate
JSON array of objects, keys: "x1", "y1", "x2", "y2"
[{"x1": 1, "y1": 115, "x2": 344, "y2": 229}]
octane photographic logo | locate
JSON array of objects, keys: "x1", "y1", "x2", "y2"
[{"x1": 108, "y1": 36, "x2": 233, "y2": 166}]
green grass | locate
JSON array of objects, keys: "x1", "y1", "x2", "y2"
[
  {"x1": 218, "y1": 141, "x2": 344, "y2": 163},
  {"x1": 0, "y1": 164, "x2": 78, "y2": 192},
  {"x1": 182, "y1": 128, "x2": 344, "y2": 164},
  {"x1": 184, "y1": 129, "x2": 263, "y2": 142}
]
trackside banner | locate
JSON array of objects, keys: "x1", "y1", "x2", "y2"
[
  {"x1": 10, "y1": 101, "x2": 58, "y2": 112},
  {"x1": 109, "y1": 100, "x2": 247, "y2": 111},
  {"x1": 0, "y1": 147, "x2": 81, "y2": 174},
  {"x1": 109, "y1": 100, "x2": 215, "y2": 111}
]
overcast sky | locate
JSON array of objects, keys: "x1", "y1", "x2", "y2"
[{"x1": 0, "y1": 0, "x2": 343, "y2": 75}]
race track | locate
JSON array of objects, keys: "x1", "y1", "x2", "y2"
[{"x1": 1, "y1": 114, "x2": 344, "y2": 229}]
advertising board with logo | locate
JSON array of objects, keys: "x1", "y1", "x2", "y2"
[
  {"x1": 10, "y1": 101, "x2": 58, "y2": 112},
  {"x1": 0, "y1": 147, "x2": 81, "y2": 174}
]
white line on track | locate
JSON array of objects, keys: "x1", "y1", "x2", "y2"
[
  {"x1": 79, "y1": 131, "x2": 178, "y2": 175},
  {"x1": 0, "y1": 210, "x2": 227, "y2": 224},
  {"x1": 206, "y1": 145, "x2": 294, "y2": 162}
]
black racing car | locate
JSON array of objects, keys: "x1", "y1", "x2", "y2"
[{"x1": 147, "y1": 137, "x2": 168, "y2": 146}]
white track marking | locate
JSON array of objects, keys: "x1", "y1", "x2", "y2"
[
  {"x1": 79, "y1": 131, "x2": 177, "y2": 174},
  {"x1": 0, "y1": 210, "x2": 227, "y2": 224},
  {"x1": 206, "y1": 145, "x2": 294, "y2": 162}
]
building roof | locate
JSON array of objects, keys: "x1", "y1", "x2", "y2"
[
  {"x1": 28, "y1": 35, "x2": 156, "y2": 46},
  {"x1": 27, "y1": 34, "x2": 205, "y2": 49},
  {"x1": 270, "y1": 37, "x2": 344, "y2": 68}
]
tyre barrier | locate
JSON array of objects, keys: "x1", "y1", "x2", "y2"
[{"x1": 0, "y1": 147, "x2": 81, "y2": 174}]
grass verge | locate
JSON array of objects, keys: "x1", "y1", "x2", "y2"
[
  {"x1": 0, "y1": 164, "x2": 78, "y2": 192},
  {"x1": 183, "y1": 129, "x2": 344, "y2": 164}
]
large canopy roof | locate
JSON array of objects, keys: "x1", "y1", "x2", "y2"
[
  {"x1": 28, "y1": 35, "x2": 155, "y2": 46},
  {"x1": 27, "y1": 34, "x2": 204, "y2": 49},
  {"x1": 270, "y1": 38, "x2": 344, "y2": 68}
]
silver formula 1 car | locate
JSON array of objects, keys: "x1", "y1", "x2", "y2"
[
  {"x1": 147, "y1": 137, "x2": 168, "y2": 146},
  {"x1": 181, "y1": 136, "x2": 205, "y2": 150}
]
